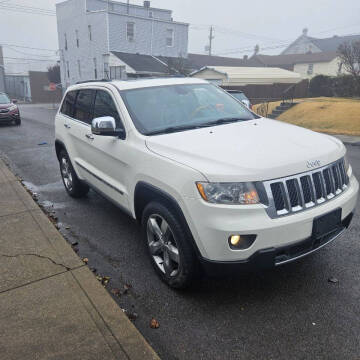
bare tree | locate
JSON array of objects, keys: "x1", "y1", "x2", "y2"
[
  {"x1": 338, "y1": 41, "x2": 360, "y2": 89},
  {"x1": 47, "y1": 64, "x2": 61, "y2": 84},
  {"x1": 166, "y1": 57, "x2": 190, "y2": 76}
]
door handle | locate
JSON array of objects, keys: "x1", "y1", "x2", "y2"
[
  {"x1": 64, "y1": 124, "x2": 71, "y2": 129},
  {"x1": 85, "y1": 134, "x2": 94, "y2": 140}
]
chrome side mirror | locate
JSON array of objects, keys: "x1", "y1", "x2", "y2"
[{"x1": 91, "y1": 116, "x2": 125, "y2": 138}]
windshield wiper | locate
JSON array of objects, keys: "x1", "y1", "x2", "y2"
[
  {"x1": 146, "y1": 124, "x2": 205, "y2": 136},
  {"x1": 200, "y1": 117, "x2": 249, "y2": 127}
]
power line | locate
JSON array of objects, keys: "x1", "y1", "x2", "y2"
[
  {"x1": 0, "y1": 43, "x2": 57, "y2": 52},
  {"x1": 0, "y1": 3, "x2": 56, "y2": 16},
  {"x1": 3, "y1": 56, "x2": 59, "y2": 62}
]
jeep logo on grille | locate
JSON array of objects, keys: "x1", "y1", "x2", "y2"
[{"x1": 307, "y1": 160, "x2": 321, "y2": 169}]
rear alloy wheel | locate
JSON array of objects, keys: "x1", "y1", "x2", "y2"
[
  {"x1": 142, "y1": 202, "x2": 199, "y2": 289},
  {"x1": 59, "y1": 149, "x2": 89, "y2": 198}
]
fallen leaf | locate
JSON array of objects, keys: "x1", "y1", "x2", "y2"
[
  {"x1": 150, "y1": 318, "x2": 160, "y2": 329},
  {"x1": 126, "y1": 312, "x2": 138, "y2": 321},
  {"x1": 96, "y1": 275, "x2": 103, "y2": 282},
  {"x1": 82, "y1": 258, "x2": 89, "y2": 264},
  {"x1": 124, "y1": 283, "x2": 132, "y2": 290},
  {"x1": 328, "y1": 277, "x2": 339, "y2": 284},
  {"x1": 312, "y1": 322, "x2": 316, "y2": 326},
  {"x1": 111, "y1": 288, "x2": 121, "y2": 296}
]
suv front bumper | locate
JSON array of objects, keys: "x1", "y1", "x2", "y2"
[
  {"x1": 200, "y1": 212, "x2": 353, "y2": 275},
  {"x1": 182, "y1": 175, "x2": 358, "y2": 265}
]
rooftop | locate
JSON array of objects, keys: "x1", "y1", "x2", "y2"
[{"x1": 253, "y1": 52, "x2": 338, "y2": 66}]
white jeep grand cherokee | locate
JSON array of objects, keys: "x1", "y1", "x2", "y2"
[{"x1": 55, "y1": 78, "x2": 358, "y2": 288}]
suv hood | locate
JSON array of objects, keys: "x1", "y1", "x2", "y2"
[{"x1": 145, "y1": 119, "x2": 345, "y2": 182}]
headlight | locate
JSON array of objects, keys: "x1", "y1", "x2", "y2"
[
  {"x1": 8, "y1": 105, "x2": 17, "y2": 112},
  {"x1": 196, "y1": 182, "x2": 259, "y2": 204}
]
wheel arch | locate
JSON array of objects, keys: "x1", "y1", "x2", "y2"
[
  {"x1": 134, "y1": 181, "x2": 201, "y2": 257},
  {"x1": 55, "y1": 139, "x2": 66, "y2": 160}
]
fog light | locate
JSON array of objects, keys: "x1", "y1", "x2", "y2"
[
  {"x1": 230, "y1": 235, "x2": 241, "y2": 246},
  {"x1": 228, "y1": 234, "x2": 257, "y2": 250}
]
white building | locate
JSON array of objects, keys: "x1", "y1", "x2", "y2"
[{"x1": 56, "y1": 0, "x2": 189, "y2": 88}]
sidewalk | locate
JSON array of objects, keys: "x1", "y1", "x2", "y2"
[{"x1": 0, "y1": 159, "x2": 159, "y2": 360}]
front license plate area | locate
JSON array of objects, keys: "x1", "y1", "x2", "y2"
[{"x1": 312, "y1": 208, "x2": 342, "y2": 239}]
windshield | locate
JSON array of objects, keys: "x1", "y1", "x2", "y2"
[
  {"x1": 0, "y1": 94, "x2": 10, "y2": 104},
  {"x1": 120, "y1": 84, "x2": 258, "y2": 135},
  {"x1": 230, "y1": 92, "x2": 248, "y2": 102}
]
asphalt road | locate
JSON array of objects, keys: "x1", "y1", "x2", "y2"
[{"x1": 1, "y1": 104, "x2": 359, "y2": 360}]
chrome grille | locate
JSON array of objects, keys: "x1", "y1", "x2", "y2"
[{"x1": 264, "y1": 158, "x2": 349, "y2": 218}]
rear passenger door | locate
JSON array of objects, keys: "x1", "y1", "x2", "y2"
[{"x1": 64, "y1": 89, "x2": 96, "y2": 183}]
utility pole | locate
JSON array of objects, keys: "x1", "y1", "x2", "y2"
[
  {"x1": 208, "y1": 26, "x2": 215, "y2": 56},
  {"x1": 127, "y1": 0, "x2": 130, "y2": 14}
]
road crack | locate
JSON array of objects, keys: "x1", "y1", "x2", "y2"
[{"x1": 0, "y1": 253, "x2": 71, "y2": 271}]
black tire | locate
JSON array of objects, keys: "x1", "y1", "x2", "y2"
[
  {"x1": 15, "y1": 118, "x2": 21, "y2": 126},
  {"x1": 59, "y1": 149, "x2": 89, "y2": 198},
  {"x1": 142, "y1": 201, "x2": 199, "y2": 289}
]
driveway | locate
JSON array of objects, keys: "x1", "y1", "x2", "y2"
[{"x1": 0, "y1": 104, "x2": 359, "y2": 360}]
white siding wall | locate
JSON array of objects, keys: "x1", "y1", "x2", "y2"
[
  {"x1": 108, "y1": 13, "x2": 188, "y2": 57},
  {"x1": 57, "y1": 0, "x2": 109, "y2": 89},
  {"x1": 294, "y1": 57, "x2": 346, "y2": 79}
]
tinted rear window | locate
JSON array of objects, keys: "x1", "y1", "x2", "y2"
[{"x1": 60, "y1": 91, "x2": 77, "y2": 117}]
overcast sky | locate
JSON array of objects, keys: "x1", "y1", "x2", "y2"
[{"x1": 1, "y1": 0, "x2": 360, "y2": 72}]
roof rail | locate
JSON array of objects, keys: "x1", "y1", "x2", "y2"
[{"x1": 75, "y1": 79, "x2": 111, "y2": 85}]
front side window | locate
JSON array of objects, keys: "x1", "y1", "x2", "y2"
[
  {"x1": 166, "y1": 29, "x2": 174, "y2": 47},
  {"x1": 60, "y1": 90, "x2": 77, "y2": 117},
  {"x1": 110, "y1": 66, "x2": 124, "y2": 80},
  {"x1": 127, "y1": 22, "x2": 135, "y2": 41},
  {"x1": 93, "y1": 58, "x2": 97, "y2": 79},
  {"x1": 74, "y1": 89, "x2": 95, "y2": 124},
  {"x1": 121, "y1": 84, "x2": 257, "y2": 135},
  {"x1": 93, "y1": 90, "x2": 123, "y2": 129},
  {"x1": 77, "y1": 60, "x2": 81, "y2": 78},
  {"x1": 75, "y1": 30, "x2": 79, "y2": 48},
  {"x1": 0, "y1": 93, "x2": 10, "y2": 104},
  {"x1": 307, "y1": 63, "x2": 314, "y2": 75}
]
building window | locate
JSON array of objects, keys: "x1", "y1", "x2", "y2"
[
  {"x1": 93, "y1": 58, "x2": 97, "y2": 79},
  {"x1": 149, "y1": 11, "x2": 153, "y2": 18},
  {"x1": 66, "y1": 61, "x2": 70, "y2": 78},
  {"x1": 64, "y1": 33, "x2": 68, "y2": 51},
  {"x1": 127, "y1": 22, "x2": 135, "y2": 42},
  {"x1": 109, "y1": 3, "x2": 114, "y2": 11},
  {"x1": 307, "y1": 63, "x2": 314, "y2": 75},
  {"x1": 77, "y1": 60, "x2": 81, "y2": 78},
  {"x1": 75, "y1": 30, "x2": 79, "y2": 48},
  {"x1": 110, "y1": 66, "x2": 125, "y2": 80},
  {"x1": 88, "y1": 25, "x2": 92, "y2": 41},
  {"x1": 166, "y1": 29, "x2": 174, "y2": 47}
]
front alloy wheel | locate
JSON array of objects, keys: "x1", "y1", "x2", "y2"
[
  {"x1": 142, "y1": 202, "x2": 199, "y2": 289},
  {"x1": 147, "y1": 214, "x2": 180, "y2": 277}
]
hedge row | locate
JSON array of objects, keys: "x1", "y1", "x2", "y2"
[{"x1": 309, "y1": 75, "x2": 360, "y2": 98}]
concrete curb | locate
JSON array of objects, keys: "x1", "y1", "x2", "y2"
[{"x1": 0, "y1": 158, "x2": 159, "y2": 360}]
